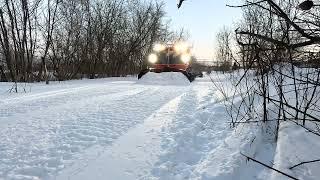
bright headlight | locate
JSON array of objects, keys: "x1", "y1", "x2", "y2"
[
  {"x1": 153, "y1": 43, "x2": 166, "y2": 52},
  {"x1": 181, "y1": 54, "x2": 191, "y2": 63},
  {"x1": 148, "y1": 54, "x2": 158, "y2": 63}
]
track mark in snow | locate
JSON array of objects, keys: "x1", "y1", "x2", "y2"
[
  {"x1": 152, "y1": 85, "x2": 234, "y2": 180},
  {"x1": 56, "y1": 94, "x2": 184, "y2": 180},
  {"x1": 0, "y1": 84, "x2": 186, "y2": 180}
]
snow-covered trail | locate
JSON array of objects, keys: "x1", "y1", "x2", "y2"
[
  {"x1": 56, "y1": 94, "x2": 185, "y2": 180},
  {"x1": 55, "y1": 80, "x2": 234, "y2": 180},
  {"x1": 0, "y1": 79, "x2": 188, "y2": 180},
  {"x1": 0, "y1": 74, "x2": 268, "y2": 180}
]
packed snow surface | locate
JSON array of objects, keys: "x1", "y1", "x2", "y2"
[{"x1": 0, "y1": 72, "x2": 318, "y2": 180}]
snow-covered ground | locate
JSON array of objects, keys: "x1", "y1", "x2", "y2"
[{"x1": 0, "y1": 72, "x2": 318, "y2": 180}]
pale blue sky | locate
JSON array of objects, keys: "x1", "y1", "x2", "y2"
[{"x1": 159, "y1": 0, "x2": 242, "y2": 59}]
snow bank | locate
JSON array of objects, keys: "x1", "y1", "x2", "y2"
[
  {"x1": 191, "y1": 122, "x2": 276, "y2": 180},
  {"x1": 271, "y1": 122, "x2": 320, "y2": 180},
  {"x1": 187, "y1": 93, "x2": 276, "y2": 180},
  {"x1": 137, "y1": 72, "x2": 190, "y2": 86}
]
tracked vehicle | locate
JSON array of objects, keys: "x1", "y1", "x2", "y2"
[{"x1": 138, "y1": 42, "x2": 195, "y2": 82}]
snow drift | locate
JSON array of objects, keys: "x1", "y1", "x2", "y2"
[{"x1": 137, "y1": 72, "x2": 190, "y2": 85}]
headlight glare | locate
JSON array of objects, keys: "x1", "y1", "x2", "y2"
[
  {"x1": 148, "y1": 54, "x2": 158, "y2": 63},
  {"x1": 181, "y1": 54, "x2": 191, "y2": 63}
]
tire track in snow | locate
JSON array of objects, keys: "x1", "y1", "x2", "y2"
[
  {"x1": 55, "y1": 94, "x2": 185, "y2": 180},
  {"x1": 0, "y1": 84, "x2": 187, "y2": 180}
]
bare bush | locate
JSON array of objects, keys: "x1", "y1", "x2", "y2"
[{"x1": 222, "y1": 0, "x2": 320, "y2": 139}]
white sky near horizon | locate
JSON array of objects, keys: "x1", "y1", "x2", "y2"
[{"x1": 156, "y1": 0, "x2": 243, "y2": 60}]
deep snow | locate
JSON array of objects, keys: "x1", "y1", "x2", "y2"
[{"x1": 0, "y1": 72, "x2": 318, "y2": 180}]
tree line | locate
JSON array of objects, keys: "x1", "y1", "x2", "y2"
[{"x1": 0, "y1": 0, "x2": 176, "y2": 84}]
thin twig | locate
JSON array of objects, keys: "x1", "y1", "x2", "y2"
[
  {"x1": 289, "y1": 159, "x2": 320, "y2": 170},
  {"x1": 226, "y1": 0, "x2": 267, "y2": 8},
  {"x1": 240, "y1": 152, "x2": 299, "y2": 180}
]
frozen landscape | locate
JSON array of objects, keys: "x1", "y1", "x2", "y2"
[
  {"x1": 0, "y1": 72, "x2": 318, "y2": 180},
  {"x1": 0, "y1": 0, "x2": 319, "y2": 179}
]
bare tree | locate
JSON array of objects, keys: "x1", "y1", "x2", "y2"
[
  {"x1": 215, "y1": 26, "x2": 234, "y2": 72},
  {"x1": 0, "y1": 0, "x2": 172, "y2": 87}
]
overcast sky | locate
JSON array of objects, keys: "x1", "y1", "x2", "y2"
[{"x1": 158, "y1": 0, "x2": 242, "y2": 59}]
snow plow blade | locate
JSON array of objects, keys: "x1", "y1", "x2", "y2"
[{"x1": 138, "y1": 68, "x2": 195, "y2": 82}]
